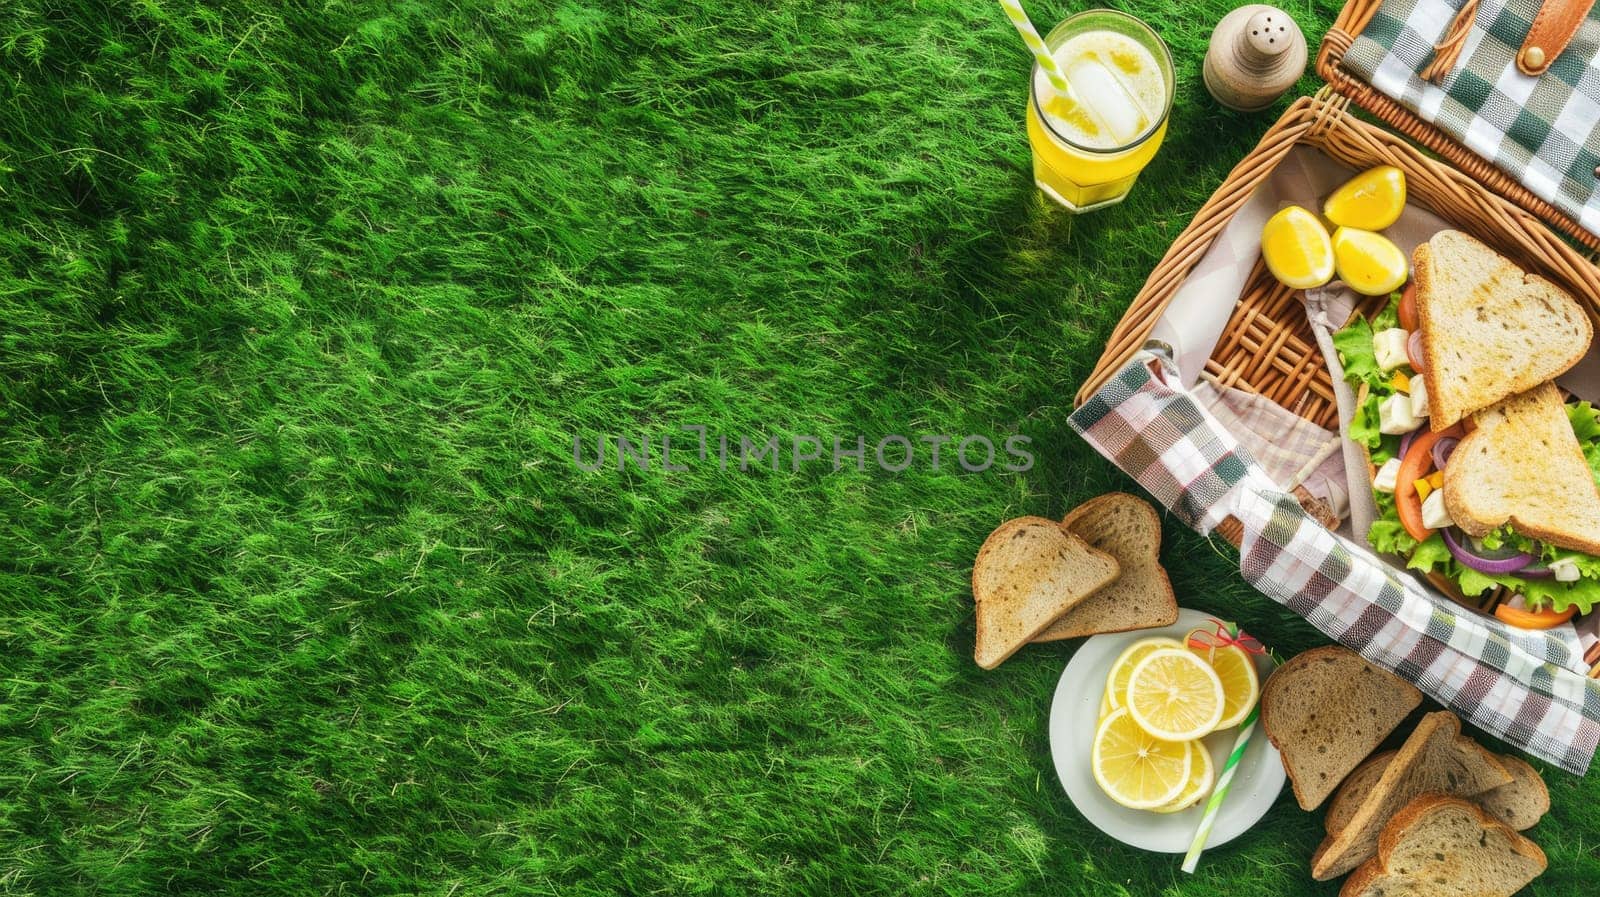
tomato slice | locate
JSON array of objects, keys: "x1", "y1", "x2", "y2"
[
  {"x1": 1395, "y1": 428, "x2": 1443, "y2": 542},
  {"x1": 1494, "y1": 603, "x2": 1576, "y2": 629},
  {"x1": 1392, "y1": 422, "x2": 1463, "y2": 542},
  {"x1": 1398, "y1": 282, "x2": 1418, "y2": 330}
]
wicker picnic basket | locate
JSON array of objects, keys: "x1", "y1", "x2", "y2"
[
  {"x1": 1073, "y1": 2, "x2": 1600, "y2": 640},
  {"x1": 1077, "y1": 9, "x2": 1600, "y2": 438}
]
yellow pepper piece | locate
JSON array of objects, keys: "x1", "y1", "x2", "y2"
[
  {"x1": 1425, "y1": 471, "x2": 1444, "y2": 489},
  {"x1": 1390, "y1": 371, "x2": 1411, "y2": 393},
  {"x1": 1415, "y1": 478, "x2": 1433, "y2": 502}
]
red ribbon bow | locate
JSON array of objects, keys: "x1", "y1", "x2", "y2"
[{"x1": 1186, "y1": 618, "x2": 1267, "y2": 656}]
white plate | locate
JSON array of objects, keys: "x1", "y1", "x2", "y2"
[{"x1": 1048, "y1": 607, "x2": 1286, "y2": 853}]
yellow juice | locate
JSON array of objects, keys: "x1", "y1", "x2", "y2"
[{"x1": 1025, "y1": 12, "x2": 1174, "y2": 212}]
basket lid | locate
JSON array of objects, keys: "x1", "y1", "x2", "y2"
[{"x1": 1318, "y1": 0, "x2": 1600, "y2": 249}]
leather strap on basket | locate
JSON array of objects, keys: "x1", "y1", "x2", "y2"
[
  {"x1": 1518, "y1": 0, "x2": 1596, "y2": 75},
  {"x1": 1421, "y1": 0, "x2": 1480, "y2": 83}
]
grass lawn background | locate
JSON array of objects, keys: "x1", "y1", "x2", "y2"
[{"x1": 5, "y1": 0, "x2": 1599, "y2": 893}]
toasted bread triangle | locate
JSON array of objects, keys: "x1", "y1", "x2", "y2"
[
  {"x1": 1441, "y1": 382, "x2": 1600, "y2": 555},
  {"x1": 1415, "y1": 230, "x2": 1591, "y2": 430},
  {"x1": 1032, "y1": 493, "x2": 1177, "y2": 642},
  {"x1": 972, "y1": 517, "x2": 1118, "y2": 670}
]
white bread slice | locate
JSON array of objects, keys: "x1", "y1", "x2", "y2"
[
  {"x1": 1260, "y1": 646, "x2": 1422, "y2": 811},
  {"x1": 1327, "y1": 750, "x2": 1547, "y2": 835},
  {"x1": 1414, "y1": 229, "x2": 1591, "y2": 430},
  {"x1": 972, "y1": 517, "x2": 1118, "y2": 670},
  {"x1": 1441, "y1": 382, "x2": 1600, "y2": 555},
  {"x1": 1312, "y1": 712, "x2": 1512, "y2": 880},
  {"x1": 1032, "y1": 493, "x2": 1177, "y2": 642},
  {"x1": 1339, "y1": 794, "x2": 1545, "y2": 897}
]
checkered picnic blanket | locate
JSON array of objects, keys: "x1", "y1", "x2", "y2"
[
  {"x1": 1069, "y1": 348, "x2": 1600, "y2": 774},
  {"x1": 1342, "y1": 0, "x2": 1600, "y2": 236}
]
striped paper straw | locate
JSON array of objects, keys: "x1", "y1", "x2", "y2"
[
  {"x1": 1181, "y1": 704, "x2": 1260, "y2": 873},
  {"x1": 997, "y1": 0, "x2": 1070, "y2": 97}
]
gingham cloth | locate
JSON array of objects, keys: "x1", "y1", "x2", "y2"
[
  {"x1": 1069, "y1": 349, "x2": 1600, "y2": 774},
  {"x1": 1342, "y1": 0, "x2": 1600, "y2": 236}
]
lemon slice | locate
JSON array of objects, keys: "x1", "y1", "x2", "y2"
[
  {"x1": 1099, "y1": 688, "x2": 1113, "y2": 722},
  {"x1": 1104, "y1": 636, "x2": 1186, "y2": 711},
  {"x1": 1188, "y1": 641, "x2": 1260, "y2": 731},
  {"x1": 1152, "y1": 740, "x2": 1215, "y2": 814},
  {"x1": 1260, "y1": 205, "x2": 1335, "y2": 289},
  {"x1": 1332, "y1": 227, "x2": 1408, "y2": 296},
  {"x1": 1126, "y1": 648, "x2": 1226, "y2": 741},
  {"x1": 1091, "y1": 707, "x2": 1193, "y2": 810},
  {"x1": 1324, "y1": 165, "x2": 1407, "y2": 231}
]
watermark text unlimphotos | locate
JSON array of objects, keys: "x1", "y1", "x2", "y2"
[{"x1": 572, "y1": 426, "x2": 1033, "y2": 473}]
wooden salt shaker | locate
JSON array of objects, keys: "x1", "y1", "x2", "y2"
[{"x1": 1203, "y1": 5, "x2": 1307, "y2": 112}]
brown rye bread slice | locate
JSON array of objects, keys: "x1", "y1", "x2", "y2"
[
  {"x1": 971, "y1": 517, "x2": 1119, "y2": 670},
  {"x1": 1311, "y1": 711, "x2": 1512, "y2": 880},
  {"x1": 1327, "y1": 750, "x2": 1548, "y2": 835},
  {"x1": 1325, "y1": 750, "x2": 1397, "y2": 836},
  {"x1": 1032, "y1": 493, "x2": 1177, "y2": 642},
  {"x1": 1338, "y1": 794, "x2": 1545, "y2": 897},
  {"x1": 1260, "y1": 646, "x2": 1423, "y2": 811}
]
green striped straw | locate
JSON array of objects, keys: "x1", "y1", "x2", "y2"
[
  {"x1": 1181, "y1": 703, "x2": 1260, "y2": 873},
  {"x1": 997, "y1": 0, "x2": 1071, "y2": 97}
]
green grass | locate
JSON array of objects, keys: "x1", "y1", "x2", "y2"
[{"x1": 3, "y1": 1, "x2": 1598, "y2": 894}]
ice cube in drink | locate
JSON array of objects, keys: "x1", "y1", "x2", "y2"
[
  {"x1": 1064, "y1": 56, "x2": 1146, "y2": 144},
  {"x1": 1034, "y1": 29, "x2": 1163, "y2": 150}
]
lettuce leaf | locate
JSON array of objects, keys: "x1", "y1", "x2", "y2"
[
  {"x1": 1407, "y1": 534, "x2": 1452, "y2": 575},
  {"x1": 1371, "y1": 434, "x2": 1401, "y2": 467},
  {"x1": 1568, "y1": 400, "x2": 1600, "y2": 484},
  {"x1": 1349, "y1": 393, "x2": 1384, "y2": 451},
  {"x1": 1455, "y1": 567, "x2": 1600, "y2": 615},
  {"x1": 1363, "y1": 514, "x2": 1414, "y2": 556},
  {"x1": 1332, "y1": 315, "x2": 1386, "y2": 391}
]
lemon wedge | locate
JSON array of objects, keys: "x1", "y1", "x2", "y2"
[
  {"x1": 1261, "y1": 205, "x2": 1335, "y2": 290},
  {"x1": 1104, "y1": 636, "x2": 1186, "y2": 711},
  {"x1": 1126, "y1": 648, "x2": 1225, "y2": 741},
  {"x1": 1091, "y1": 707, "x2": 1193, "y2": 810},
  {"x1": 1324, "y1": 165, "x2": 1407, "y2": 231},
  {"x1": 1332, "y1": 227, "x2": 1408, "y2": 296},
  {"x1": 1188, "y1": 639, "x2": 1260, "y2": 731},
  {"x1": 1152, "y1": 740, "x2": 1215, "y2": 814}
]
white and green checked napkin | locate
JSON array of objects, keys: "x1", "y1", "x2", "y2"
[
  {"x1": 1342, "y1": 0, "x2": 1600, "y2": 235},
  {"x1": 1070, "y1": 347, "x2": 1600, "y2": 774}
]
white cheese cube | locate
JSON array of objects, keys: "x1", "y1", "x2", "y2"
[
  {"x1": 1378, "y1": 393, "x2": 1421, "y2": 435},
  {"x1": 1421, "y1": 490, "x2": 1454, "y2": 530},
  {"x1": 1551, "y1": 557, "x2": 1581, "y2": 583},
  {"x1": 1373, "y1": 458, "x2": 1402, "y2": 493},
  {"x1": 1409, "y1": 378, "x2": 1429, "y2": 418},
  {"x1": 1373, "y1": 328, "x2": 1411, "y2": 372}
]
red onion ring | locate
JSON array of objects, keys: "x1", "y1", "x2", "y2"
[
  {"x1": 1398, "y1": 425, "x2": 1424, "y2": 459},
  {"x1": 1407, "y1": 330, "x2": 1426, "y2": 372},
  {"x1": 1441, "y1": 527, "x2": 1535, "y2": 574},
  {"x1": 1430, "y1": 436, "x2": 1459, "y2": 471},
  {"x1": 1517, "y1": 564, "x2": 1554, "y2": 579}
]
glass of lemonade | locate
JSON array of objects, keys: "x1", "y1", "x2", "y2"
[{"x1": 1024, "y1": 10, "x2": 1175, "y2": 212}]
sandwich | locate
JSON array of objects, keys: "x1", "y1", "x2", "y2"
[{"x1": 1333, "y1": 231, "x2": 1600, "y2": 628}]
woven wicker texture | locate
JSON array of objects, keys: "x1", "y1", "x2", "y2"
[{"x1": 1078, "y1": 87, "x2": 1600, "y2": 412}]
